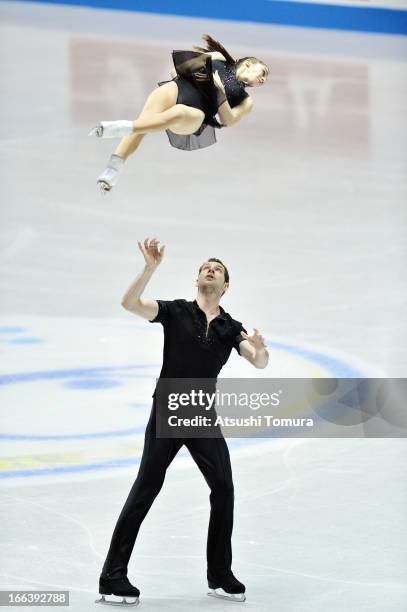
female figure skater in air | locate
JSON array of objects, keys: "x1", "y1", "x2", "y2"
[{"x1": 89, "y1": 34, "x2": 269, "y2": 192}]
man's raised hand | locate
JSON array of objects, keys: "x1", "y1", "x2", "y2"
[
  {"x1": 138, "y1": 238, "x2": 165, "y2": 269},
  {"x1": 241, "y1": 328, "x2": 267, "y2": 349}
]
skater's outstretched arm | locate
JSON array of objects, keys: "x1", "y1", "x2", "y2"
[
  {"x1": 170, "y1": 52, "x2": 224, "y2": 79},
  {"x1": 207, "y1": 51, "x2": 227, "y2": 61},
  {"x1": 239, "y1": 329, "x2": 269, "y2": 369},
  {"x1": 218, "y1": 95, "x2": 253, "y2": 126},
  {"x1": 121, "y1": 238, "x2": 165, "y2": 321}
]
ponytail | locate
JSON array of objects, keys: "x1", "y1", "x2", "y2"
[
  {"x1": 193, "y1": 34, "x2": 236, "y2": 66},
  {"x1": 193, "y1": 35, "x2": 269, "y2": 77}
]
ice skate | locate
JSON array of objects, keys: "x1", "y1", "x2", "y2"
[
  {"x1": 96, "y1": 154, "x2": 125, "y2": 194},
  {"x1": 89, "y1": 120, "x2": 134, "y2": 139},
  {"x1": 95, "y1": 576, "x2": 140, "y2": 607},
  {"x1": 207, "y1": 572, "x2": 246, "y2": 602}
]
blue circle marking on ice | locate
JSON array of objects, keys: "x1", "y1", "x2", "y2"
[
  {"x1": 0, "y1": 457, "x2": 143, "y2": 479},
  {"x1": 63, "y1": 378, "x2": 122, "y2": 390},
  {"x1": 7, "y1": 338, "x2": 45, "y2": 344},
  {"x1": 269, "y1": 340, "x2": 365, "y2": 378},
  {"x1": 0, "y1": 327, "x2": 29, "y2": 334},
  {"x1": 0, "y1": 425, "x2": 147, "y2": 441},
  {"x1": 0, "y1": 342, "x2": 368, "y2": 479},
  {"x1": 0, "y1": 364, "x2": 157, "y2": 386}
]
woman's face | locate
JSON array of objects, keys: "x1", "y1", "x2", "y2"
[{"x1": 239, "y1": 60, "x2": 268, "y2": 87}]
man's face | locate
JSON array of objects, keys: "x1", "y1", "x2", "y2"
[{"x1": 196, "y1": 261, "x2": 229, "y2": 296}]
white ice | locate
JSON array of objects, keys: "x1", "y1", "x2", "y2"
[{"x1": 0, "y1": 2, "x2": 406, "y2": 610}]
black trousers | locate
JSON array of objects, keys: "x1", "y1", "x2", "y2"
[{"x1": 101, "y1": 402, "x2": 234, "y2": 580}]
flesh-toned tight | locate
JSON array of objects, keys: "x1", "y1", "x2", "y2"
[{"x1": 114, "y1": 81, "x2": 205, "y2": 160}]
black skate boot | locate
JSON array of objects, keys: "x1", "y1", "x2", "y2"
[
  {"x1": 207, "y1": 571, "x2": 246, "y2": 602},
  {"x1": 95, "y1": 575, "x2": 140, "y2": 607}
]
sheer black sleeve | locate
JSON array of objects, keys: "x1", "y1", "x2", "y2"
[
  {"x1": 172, "y1": 50, "x2": 211, "y2": 82},
  {"x1": 171, "y1": 50, "x2": 228, "y2": 113}
]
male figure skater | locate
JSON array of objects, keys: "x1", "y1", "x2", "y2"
[{"x1": 96, "y1": 238, "x2": 269, "y2": 607}]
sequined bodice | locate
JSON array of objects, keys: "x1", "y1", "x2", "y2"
[{"x1": 211, "y1": 60, "x2": 249, "y2": 109}]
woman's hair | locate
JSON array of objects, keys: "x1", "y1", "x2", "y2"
[
  {"x1": 193, "y1": 34, "x2": 236, "y2": 65},
  {"x1": 193, "y1": 34, "x2": 269, "y2": 76},
  {"x1": 236, "y1": 56, "x2": 269, "y2": 77}
]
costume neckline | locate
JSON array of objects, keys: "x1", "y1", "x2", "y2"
[{"x1": 193, "y1": 299, "x2": 226, "y2": 321}]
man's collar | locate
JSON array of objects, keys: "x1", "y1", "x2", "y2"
[{"x1": 193, "y1": 299, "x2": 227, "y2": 320}]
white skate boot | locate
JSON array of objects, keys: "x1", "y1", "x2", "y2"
[
  {"x1": 89, "y1": 120, "x2": 134, "y2": 139},
  {"x1": 97, "y1": 154, "x2": 125, "y2": 194}
]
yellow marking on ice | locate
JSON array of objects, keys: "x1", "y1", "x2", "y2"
[
  {"x1": 0, "y1": 441, "x2": 144, "y2": 473},
  {"x1": 269, "y1": 346, "x2": 332, "y2": 378}
]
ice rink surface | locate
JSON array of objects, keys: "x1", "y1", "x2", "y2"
[{"x1": 1, "y1": 2, "x2": 407, "y2": 610}]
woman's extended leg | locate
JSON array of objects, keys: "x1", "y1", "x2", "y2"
[
  {"x1": 94, "y1": 81, "x2": 204, "y2": 191},
  {"x1": 112, "y1": 82, "x2": 178, "y2": 160},
  {"x1": 115, "y1": 133, "x2": 145, "y2": 161},
  {"x1": 95, "y1": 81, "x2": 205, "y2": 140}
]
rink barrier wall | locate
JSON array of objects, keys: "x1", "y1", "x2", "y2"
[{"x1": 8, "y1": 0, "x2": 407, "y2": 35}]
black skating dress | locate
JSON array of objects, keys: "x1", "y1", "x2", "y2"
[{"x1": 158, "y1": 50, "x2": 250, "y2": 151}]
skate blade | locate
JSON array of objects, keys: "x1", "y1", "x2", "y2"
[
  {"x1": 95, "y1": 594, "x2": 139, "y2": 607},
  {"x1": 208, "y1": 588, "x2": 246, "y2": 602},
  {"x1": 97, "y1": 181, "x2": 112, "y2": 195},
  {"x1": 89, "y1": 126, "x2": 103, "y2": 137}
]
